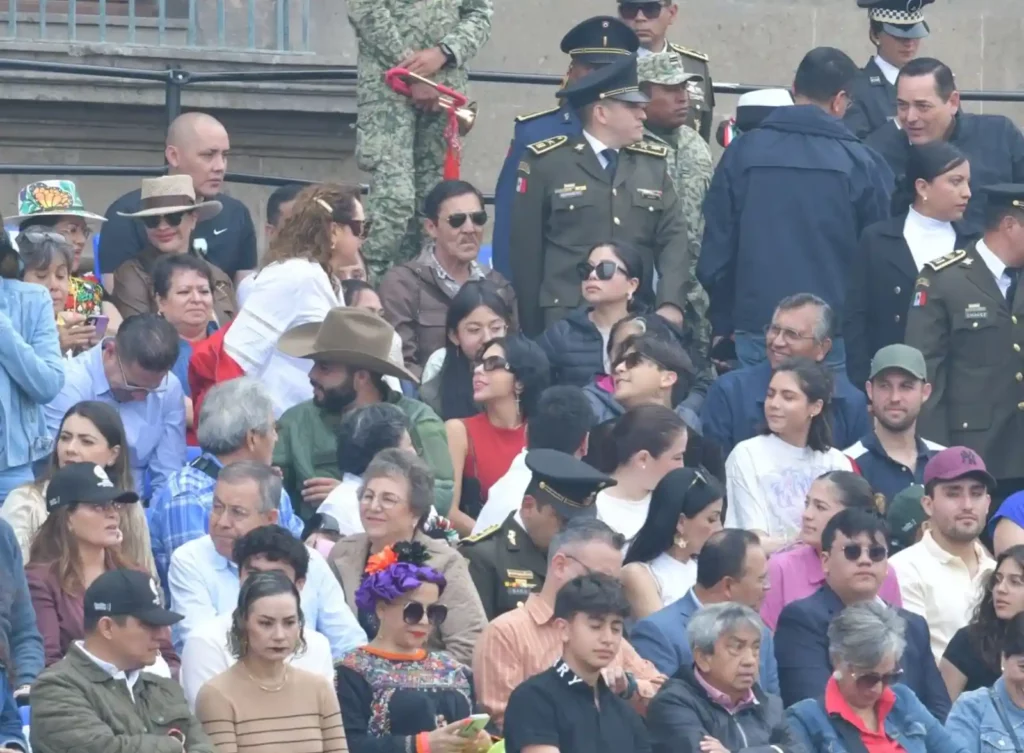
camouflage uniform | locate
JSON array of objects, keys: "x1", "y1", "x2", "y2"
[
  {"x1": 638, "y1": 53, "x2": 713, "y2": 357},
  {"x1": 348, "y1": 0, "x2": 493, "y2": 276}
]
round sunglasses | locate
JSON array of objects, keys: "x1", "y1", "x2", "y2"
[
  {"x1": 840, "y1": 543, "x2": 888, "y2": 563},
  {"x1": 403, "y1": 601, "x2": 448, "y2": 626},
  {"x1": 576, "y1": 260, "x2": 628, "y2": 282}
]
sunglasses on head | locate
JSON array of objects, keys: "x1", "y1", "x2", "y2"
[
  {"x1": 446, "y1": 211, "x2": 488, "y2": 229},
  {"x1": 141, "y1": 211, "x2": 191, "y2": 229},
  {"x1": 475, "y1": 354, "x2": 511, "y2": 373},
  {"x1": 852, "y1": 668, "x2": 903, "y2": 692},
  {"x1": 841, "y1": 543, "x2": 888, "y2": 563},
  {"x1": 403, "y1": 601, "x2": 448, "y2": 626},
  {"x1": 576, "y1": 260, "x2": 628, "y2": 282},
  {"x1": 613, "y1": 350, "x2": 665, "y2": 372},
  {"x1": 618, "y1": 1, "x2": 666, "y2": 20}
]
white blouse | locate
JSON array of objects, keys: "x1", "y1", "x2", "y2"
[{"x1": 903, "y1": 207, "x2": 956, "y2": 272}]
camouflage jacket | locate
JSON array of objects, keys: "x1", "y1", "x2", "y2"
[{"x1": 643, "y1": 124, "x2": 712, "y2": 261}]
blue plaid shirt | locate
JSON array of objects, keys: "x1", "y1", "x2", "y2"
[{"x1": 148, "y1": 452, "x2": 304, "y2": 590}]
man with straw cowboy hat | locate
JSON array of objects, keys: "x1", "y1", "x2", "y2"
[
  {"x1": 108, "y1": 175, "x2": 237, "y2": 327},
  {"x1": 273, "y1": 307, "x2": 456, "y2": 519}
]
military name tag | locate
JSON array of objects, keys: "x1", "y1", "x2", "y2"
[
  {"x1": 637, "y1": 188, "x2": 663, "y2": 199},
  {"x1": 869, "y1": 76, "x2": 882, "y2": 85},
  {"x1": 555, "y1": 184, "x2": 587, "y2": 199},
  {"x1": 964, "y1": 304, "x2": 989, "y2": 320},
  {"x1": 506, "y1": 568, "x2": 535, "y2": 579}
]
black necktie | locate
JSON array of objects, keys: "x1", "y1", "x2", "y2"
[
  {"x1": 601, "y1": 148, "x2": 618, "y2": 177},
  {"x1": 1008, "y1": 268, "x2": 1021, "y2": 309}
]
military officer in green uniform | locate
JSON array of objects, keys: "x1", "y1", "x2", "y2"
[
  {"x1": 510, "y1": 54, "x2": 690, "y2": 337},
  {"x1": 459, "y1": 449, "x2": 614, "y2": 620},
  {"x1": 617, "y1": 0, "x2": 714, "y2": 142},
  {"x1": 905, "y1": 184, "x2": 1024, "y2": 501}
]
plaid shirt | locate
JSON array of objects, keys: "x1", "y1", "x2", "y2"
[
  {"x1": 148, "y1": 452, "x2": 303, "y2": 590},
  {"x1": 424, "y1": 241, "x2": 487, "y2": 297}
]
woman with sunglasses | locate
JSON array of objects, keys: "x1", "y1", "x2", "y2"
[
  {"x1": 445, "y1": 336, "x2": 550, "y2": 536},
  {"x1": 337, "y1": 540, "x2": 491, "y2": 753},
  {"x1": 761, "y1": 470, "x2": 902, "y2": 631},
  {"x1": 621, "y1": 467, "x2": 724, "y2": 619},
  {"x1": 787, "y1": 601, "x2": 962, "y2": 753},
  {"x1": 536, "y1": 241, "x2": 642, "y2": 387},
  {"x1": 725, "y1": 357, "x2": 853, "y2": 555},
  {"x1": 940, "y1": 545, "x2": 1024, "y2": 701},
  {"x1": 379, "y1": 180, "x2": 517, "y2": 378}
]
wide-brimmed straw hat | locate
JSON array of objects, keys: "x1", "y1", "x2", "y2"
[
  {"x1": 278, "y1": 307, "x2": 419, "y2": 385},
  {"x1": 116, "y1": 175, "x2": 222, "y2": 222},
  {"x1": 4, "y1": 179, "x2": 107, "y2": 226}
]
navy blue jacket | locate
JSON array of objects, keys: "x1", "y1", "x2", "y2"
[
  {"x1": 700, "y1": 360, "x2": 870, "y2": 457},
  {"x1": 774, "y1": 585, "x2": 950, "y2": 721},
  {"x1": 845, "y1": 430, "x2": 943, "y2": 504},
  {"x1": 698, "y1": 105, "x2": 893, "y2": 337},
  {"x1": 492, "y1": 103, "x2": 582, "y2": 279}
]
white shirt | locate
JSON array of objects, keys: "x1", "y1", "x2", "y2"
[
  {"x1": 74, "y1": 640, "x2": 154, "y2": 702},
  {"x1": 890, "y1": 531, "x2": 995, "y2": 661},
  {"x1": 903, "y1": 207, "x2": 957, "y2": 272},
  {"x1": 317, "y1": 473, "x2": 366, "y2": 536},
  {"x1": 645, "y1": 553, "x2": 697, "y2": 608},
  {"x1": 179, "y1": 614, "x2": 335, "y2": 710},
  {"x1": 596, "y1": 489, "x2": 652, "y2": 547},
  {"x1": 725, "y1": 434, "x2": 852, "y2": 539},
  {"x1": 637, "y1": 41, "x2": 669, "y2": 59},
  {"x1": 583, "y1": 130, "x2": 617, "y2": 170},
  {"x1": 472, "y1": 449, "x2": 531, "y2": 535},
  {"x1": 976, "y1": 237, "x2": 1017, "y2": 298},
  {"x1": 873, "y1": 54, "x2": 901, "y2": 86}
]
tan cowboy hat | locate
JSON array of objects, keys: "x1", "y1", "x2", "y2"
[
  {"x1": 116, "y1": 175, "x2": 222, "y2": 222},
  {"x1": 278, "y1": 307, "x2": 420, "y2": 385}
]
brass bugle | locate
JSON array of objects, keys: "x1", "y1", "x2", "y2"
[{"x1": 398, "y1": 70, "x2": 478, "y2": 136}]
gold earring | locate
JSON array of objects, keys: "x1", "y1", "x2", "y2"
[{"x1": 674, "y1": 534, "x2": 687, "y2": 549}]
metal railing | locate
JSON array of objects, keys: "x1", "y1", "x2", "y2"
[{"x1": 1, "y1": 0, "x2": 311, "y2": 52}]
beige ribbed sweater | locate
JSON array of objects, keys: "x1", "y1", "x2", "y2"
[{"x1": 195, "y1": 662, "x2": 348, "y2": 753}]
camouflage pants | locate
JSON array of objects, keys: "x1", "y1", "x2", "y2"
[
  {"x1": 684, "y1": 258, "x2": 712, "y2": 361},
  {"x1": 357, "y1": 98, "x2": 448, "y2": 278}
]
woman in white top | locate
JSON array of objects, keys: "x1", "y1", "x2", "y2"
[
  {"x1": 224, "y1": 184, "x2": 364, "y2": 417},
  {"x1": 621, "y1": 466, "x2": 724, "y2": 619},
  {"x1": 725, "y1": 357, "x2": 852, "y2": 554},
  {"x1": 595, "y1": 403, "x2": 688, "y2": 547}
]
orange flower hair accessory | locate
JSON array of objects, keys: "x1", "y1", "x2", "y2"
[{"x1": 365, "y1": 546, "x2": 398, "y2": 575}]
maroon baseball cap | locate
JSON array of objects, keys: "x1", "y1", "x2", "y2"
[{"x1": 923, "y1": 447, "x2": 996, "y2": 491}]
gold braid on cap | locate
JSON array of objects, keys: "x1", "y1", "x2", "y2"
[
  {"x1": 538, "y1": 481, "x2": 596, "y2": 509},
  {"x1": 599, "y1": 86, "x2": 640, "y2": 99}
]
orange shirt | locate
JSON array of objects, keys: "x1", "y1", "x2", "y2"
[
  {"x1": 824, "y1": 677, "x2": 904, "y2": 753},
  {"x1": 472, "y1": 593, "x2": 665, "y2": 730}
]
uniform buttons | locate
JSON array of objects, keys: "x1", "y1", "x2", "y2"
[
  {"x1": 569, "y1": 204, "x2": 575, "y2": 211},
  {"x1": 553, "y1": 298, "x2": 559, "y2": 304},
  {"x1": 1019, "y1": 402, "x2": 1024, "y2": 411},
  {"x1": 612, "y1": 188, "x2": 617, "y2": 196},
  {"x1": 1018, "y1": 373, "x2": 1024, "y2": 382},
  {"x1": 973, "y1": 322, "x2": 979, "y2": 328},
  {"x1": 613, "y1": 217, "x2": 621, "y2": 225},
  {"x1": 894, "y1": 314, "x2": 901, "y2": 323},
  {"x1": 1015, "y1": 316, "x2": 1019, "y2": 325},
  {"x1": 963, "y1": 422, "x2": 970, "y2": 428},
  {"x1": 894, "y1": 286, "x2": 901, "y2": 294},
  {"x1": 1016, "y1": 344, "x2": 1022, "y2": 353},
  {"x1": 648, "y1": 206, "x2": 655, "y2": 212}
]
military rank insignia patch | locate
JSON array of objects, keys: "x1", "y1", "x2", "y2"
[{"x1": 913, "y1": 290, "x2": 927, "y2": 307}]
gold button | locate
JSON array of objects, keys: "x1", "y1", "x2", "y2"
[
  {"x1": 516, "y1": 601, "x2": 524, "y2": 608},
  {"x1": 963, "y1": 422, "x2": 969, "y2": 428},
  {"x1": 895, "y1": 315, "x2": 901, "y2": 323},
  {"x1": 614, "y1": 217, "x2": 621, "y2": 225},
  {"x1": 648, "y1": 206, "x2": 654, "y2": 212},
  {"x1": 894, "y1": 286, "x2": 901, "y2": 294},
  {"x1": 569, "y1": 204, "x2": 575, "y2": 210},
  {"x1": 973, "y1": 322, "x2": 979, "y2": 328}
]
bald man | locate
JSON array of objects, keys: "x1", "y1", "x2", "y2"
[{"x1": 98, "y1": 112, "x2": 257, "y2": 289}]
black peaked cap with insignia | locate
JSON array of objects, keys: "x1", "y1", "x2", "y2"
[
  {"x1": 524, "y1": 449, "x2": 614, "y2": 520},
  {"x1": 857, "y1": 0, "x2": 934, "y2": 39},
  {"x1": 981, "y1": 184, "x2": 1024, "y2": 214},
  {"x1": 560, "y1": 16, "x2": 640, "y2": 66},
  {"x1": 557, "y1": 53, "x2": 650, "y2": 108}
]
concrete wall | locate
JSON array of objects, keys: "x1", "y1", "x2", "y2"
[{"x1": 1, "y1": 0, "x2": 1022, "y2": 260}]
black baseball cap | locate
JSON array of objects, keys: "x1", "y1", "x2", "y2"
[
  {"x1": 84, "y1": 569, "x2": 183, "y2": 627},
  {"x1": 525, "y1": 449, "x2": 615, "y2": 520},
  {"x1": 45, "y1": 462, "x2": 139, "y2": 513}
]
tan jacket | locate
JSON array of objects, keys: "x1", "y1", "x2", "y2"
[{"x1": 328, "y1": 530, "x2": 486, "y2": 665}]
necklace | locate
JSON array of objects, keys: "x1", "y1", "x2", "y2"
[{"x1": 243, "y1": 664, "x2": 289, "y2": 692}]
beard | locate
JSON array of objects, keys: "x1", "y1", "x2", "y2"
[
  {"x1": 875, "y1": 409, "x2": 918, "y2": 433},
  {"x1": 312, "y1": 376, "x2": 358, "y2": 414}
]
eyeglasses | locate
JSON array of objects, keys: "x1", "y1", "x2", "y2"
[
  {"x1": 344, "y1": 219, "x2": 372, "y2": 240},
  {"x1": 764, "y1": 323, "x2": 817, "y2": 345},
  {"x1": 358, "y1": 490, "x2": 405, "y2": 510},
  {"x1": 852, "y1": 668, "x2": 903, "y2": 692},
  {"x1": 141, "y1": 211, "x2": 192, "y2": 229},
  {"x1": 403, "y1": 601, "x2": 448, "y2": 626},
  {"x1": 841, "y1": 543, "x2": 888, "y2": 563},
  {"x1": 576, "y1": 260, "x2": 628, "y2": 282},
  {"x1": 475, "y1": 355, "x2": 512, "y2": 373},
  {"x1": 446, "y1": 211, "x2": 488, "y2": 229},
  {"x1": 618, "y1": 2, "x2": 666, "y2": 20},
  {"x1": 563, "y1": 553, "x2": 595, "y2": 575},
  {"x1": 112, "y1": 342, "x2": 168, "y2": 396},
  {"x1": 612, "y1": 350, "x2": 666, "y2": 372}
]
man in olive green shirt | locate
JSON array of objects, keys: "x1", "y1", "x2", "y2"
[{"x1": 273, "y1": 308, "x2": 455, "y2": 520}]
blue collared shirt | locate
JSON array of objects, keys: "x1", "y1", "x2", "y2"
[
  {"x1": 43, "y1": 343, "x2": 186, "y2": 501},
  {"x1": 148, "y1": 452, "x2": 304, "y2": 590},
  {"x1": 845, "y1": 430, "x2": 944, "y2": 503},
  {"x1": 168, "y1": 534, "x2": 366, "y2": 659}
]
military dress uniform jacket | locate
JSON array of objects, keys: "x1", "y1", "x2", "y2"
[
  {"x1": 905, "y1": 242, "x2": 1024, "y2": 481},
  {"x1": 460, "y1": 513, "x2": 547, "y2": 621},
  {"x1": 843, "y1": 58, "x2": 897, "y2": 140},
  {"x1": 492, "y1": 103, "x2": 583, "y2": 279},
  {"x1": 510, "y1": 135, "x2": 690, "y2": 337},
  {"x1": 667, "y1": 42, "x2": 714, "y2": 143}
]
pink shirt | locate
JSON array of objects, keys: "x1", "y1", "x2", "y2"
[
  {"x1": 694, "y1": 669, "x2": 757, "y2": 714},
  {"x1": 760, "y1": 543, "x2": 903, "y2": 631}
]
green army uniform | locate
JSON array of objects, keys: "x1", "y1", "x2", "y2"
[
  {"x1": 638, "y1": 52, "x2": 714, "y2": 357},
  {"x1": 667, "y1": 42, "x2": 714, "y2": 143},
  {"x1": 904, "y1": 239, "x2": 1024, "y2": 487},
  {"x1": 459, "y1": 449, "x2": 615, "y2": 621},
  {"x1": 348, "y1": 0, "x2": 493, "y2": 276}
]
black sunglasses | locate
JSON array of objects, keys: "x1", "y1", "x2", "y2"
[
  {"x1": 613, "y1": 350, "x2": 666, "y2": 372},
  {"x1": 141, "y1": 211, "x2": 191, "y2": 229},
  {"x1": 446, "y1": 211, "x2": 488, "y2": 229},
  {"x1": 345, "y1": 219, "x2": 372, "y2": 240},
  {"x1": 403, "y1": 601, "x2": 448, "y2": 626},
  {"x1": 842, "y1": 543, "x2": 888, "y2": 563},
  {"x1": 618, "y1": 2, "x2": 666, "y2": 20},
  {"x1": 475, "y1": 354, "x2": 512, "y2": 373},
  {"x1": 852, "y1": 668, "x2": 903, "y2": 691},
  {"x1": 576, "y1": 260, "x2": 628, "y2": 282}
]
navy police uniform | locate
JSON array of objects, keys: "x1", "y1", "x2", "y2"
[
  {"x1": 491, "y1": 16, "x2": 639, "y2": 279},
  {"x1": 459, "y1": 449, "x2": 614, "y2": 621}
]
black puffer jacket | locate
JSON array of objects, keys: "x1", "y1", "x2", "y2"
[
  {"x1": 535, "y1": 307, "x2": 606, "y2": 387},
  {"x1": 647, "y1": 664, "x2": 803, "y2": 753}
]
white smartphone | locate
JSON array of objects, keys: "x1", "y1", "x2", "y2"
[{"x1": 458, "y1": 714, "x2": 491, "y2": 738}]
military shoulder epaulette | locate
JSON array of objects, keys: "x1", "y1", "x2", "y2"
[
  {"x1": 526, "y1": 135, "x2": 568, "y2": 156},
  {"x1": 924, "y1": 249, "x2": 968, "y2": 272},
  {"x1": 515, "y1": 107, "x2": 560, "y2": 123},
  {"x1": 669, "y1": 42, "x2": 709, "y2": 62},
  {"x1": 625, "y1": 141, "x2": 669, "y2": 158},
  {"x1": 461, "y1": 524, "x2": 500, "y2": 544}
]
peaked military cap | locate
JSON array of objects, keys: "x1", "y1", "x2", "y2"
[
  {"x1": 557, "y1": 53, "x2": 650, "y2": 107},
  {"x1": 524, "y1": 449, "x2": 615, "y2": 520},
  {"x1": 560, "y1": 16, "x2": 640, "y2": 66},
  {"x1": 981, "y1": 184, "x2": 1024, "y2": 212},
  {"x1": 858, "y1": 0, "x2": 934, "y2": 39}
]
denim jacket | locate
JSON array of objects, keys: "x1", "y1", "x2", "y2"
[
  {"x1": 786, "y1": 684, "x2": 967, "y2": 753},
  {"x1": 947, "y1": 678, "x2": 1024, "y2": 753},
  {"x1": 0, "y1": 279, "x2": 64, "y2": 469}
]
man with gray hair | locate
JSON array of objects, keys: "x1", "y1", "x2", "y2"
[
  {"x1": 648, "y1": 603, "x2": 797, "y2": 753},
  {"x1": 148, "y1": 376, "x2": 303, "y2": 590},
  {"x1": 168, "y1": 459, "x2": 366, "y2": 658},
  {"x1": 701, "y1": 293, "x2": 870, "y2": 455}
]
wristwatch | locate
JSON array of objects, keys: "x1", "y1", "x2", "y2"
[
  {"x1": 438, "y1": 43, "x2": 456, "y2": 66},
  {"x1": 618, "y1": 671, "x2": 638, "y2": 700}
]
